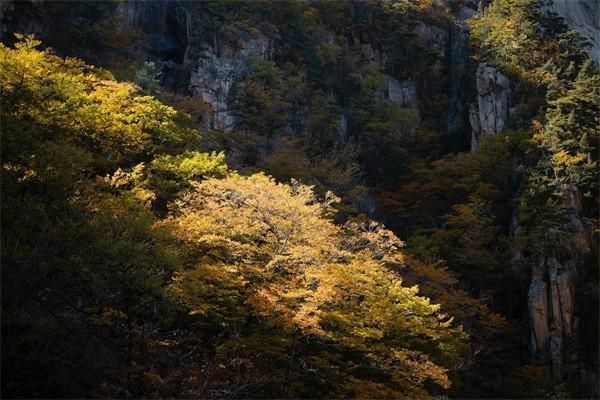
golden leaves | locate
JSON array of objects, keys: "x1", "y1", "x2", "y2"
[{"x1": 168, "y1": 174, "x2": 464, "y2": 394}]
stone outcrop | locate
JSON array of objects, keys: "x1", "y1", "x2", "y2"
[
  {"x1": 527, "y1": 186, "x2": 591, "y2": 380},
  {"x1": 387, "y1": 79, "x2": 420, "y2": 123},
  {"x1": 360, "y1": 43, "x2": 376, "y2": 61},
  {"x1": 116, "y1": 0, "x2": 189, "y2": 59},
  {"x1": 528, "y1": 277, "x2": 550, "y2": 358},
  {"x1": 0, "y1": 0, "x2": 15, "y2": 38},
  {"x1": 413, "y1": 21, "x2": 450, "y2": 103},
  {"x1": 529, "y1": 254, "x2": 576, "y2": 378},
  {"x1": 189, "y1": 34, "x2": 272, "y2": 130},
  {"x1": 469, "y1": 63, "x2": 510, "y2": 151},
  {"x1": 116, "y1": 1, "x2": 273, "y2": 130},
  {"x1": 360, "y1": 42, "x2": 390, "y2": 69}
]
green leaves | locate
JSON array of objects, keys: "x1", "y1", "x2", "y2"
[
  {"x1": 540, "y1": 60, "x2": 599, "y2": 192},
  {"x1": 144, "y1": 151, "x2": 228, "y2": 200}
]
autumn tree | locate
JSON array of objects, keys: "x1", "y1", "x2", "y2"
[
  {"x1": 1, "y1": 36, "x2": 204, "y2": 397},
  {"x1": 168, "y1": 174, "x2": 465, "y2": 398}
]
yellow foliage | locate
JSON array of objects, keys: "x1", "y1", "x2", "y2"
[
  {"x1": 0, "y1": 35, "x2": 198, "y2": 168},
  {"x1": 169, "y1": 173, "x2": 465, "y2": 396},
  {"x1": 552, "y1": 150, "x2": 587, "y2": 170}
]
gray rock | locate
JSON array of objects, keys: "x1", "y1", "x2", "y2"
[
  {"x1": 549, "y1": 259, "x2": 574, "y2": 337},
  {"x1": 528, "y1": 278, "x2": 550, "y2": 357},
  {"x1": 361, "y1": 43, "x2": 375, "y2": 61},
  {"x1": 525, "y1": 184, "x2": 591, "y2": 380},
  {"x1": 0, "y1": 0, "x2": 14, "y2": 26},
  {"x1": 387, "y1": 79, "x2": 420, "y2": 123},
  {"x1": 0, "y1": 0, "x2": 44, "y2": 40},
  {"x1": 359, "y1": 192, "x2": 376, "y2": 216},
  {"x1": 360, "y1": 42, "x2": 389, "y2": 67},
  {"x1": 388, "y1": 79, "x2": 416, "y2": 106},
  {"x1": 469, "y1": 63, "x2": 510, "y2": 151},
  {"x1": 447, "y1": 24, "x2": 469, "y2": 136},
  {"x1": 546, "y1": 0, "x2": 600, "y2": 61},
  {"x1": 189, "y1": 35, "x2": 272, "y2": 130},
  {"x1": 458, "y1": 5, "x2": 475, "y2": 22}
]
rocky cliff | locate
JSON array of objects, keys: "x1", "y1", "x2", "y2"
[
  {"x1": 547, "y1": 0, "x2": 600, "y2": 61},
  {"x1": 469, "y1": 63, "x2": 511, "y2": 151},
  {"x1": 528, "y1": 185, "x2": 592, "y2": 382},
  {"x1": 1, "y1": 0, "x2": 470, "y2": 140},
  {"x1": 189, "y1": 33, "x2": 273, "y2": 130},
  {"x1": 2, "y1": 1, "x2": 597, "y2": 395}
]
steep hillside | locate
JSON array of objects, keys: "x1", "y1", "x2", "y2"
[{"x1": 1, "y1": 1, "x2": 598, "y2": 398}]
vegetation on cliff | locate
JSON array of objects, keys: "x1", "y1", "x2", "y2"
[
  {"x1": 1, "y1": 35, "x2": 465, "y2": 399},
  {"x1": 1, "y1": 0, "x2": 598, "y2": 398}
]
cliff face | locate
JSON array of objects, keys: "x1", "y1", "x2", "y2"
[
  {"x1": 463, "y1": 3, "x2": 598, "y2": 387},
  {"x1": 120, "y1": 4, "x2": 443, "y2": 135},
  {"x1": 2, "y1": 1, "x2": 597, "y2": 396},
  {"x1": 468, "y1": 63, "x2": 511, "y2": 151},
  {"x1": 387, "y1": 78, "x2": 420, "y2": 122},
  {"x1": 1, "y1": 0, "x2": 470, "y2": 140},
  {"x1": 189, "y1": 34, "x2": 273, "y2": 130},
  {"x1": 467, "y1": 53, "x2": 594, "y2": 392},
  {"x1": 117, "y1": 1, "x2": 273, "y2": 130},
  {"x1": 0, "y1": 0, "x2": 14, "y2": 26},
  {"x1": 547, "y1": 0, "x2": 600, "y2": 61},
  {"x1": 528, "y1": 186, "x2": 592, "y2": 381},
  {"x1": 116, "y1": 0, "x2": 189, "y2": 61}
]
